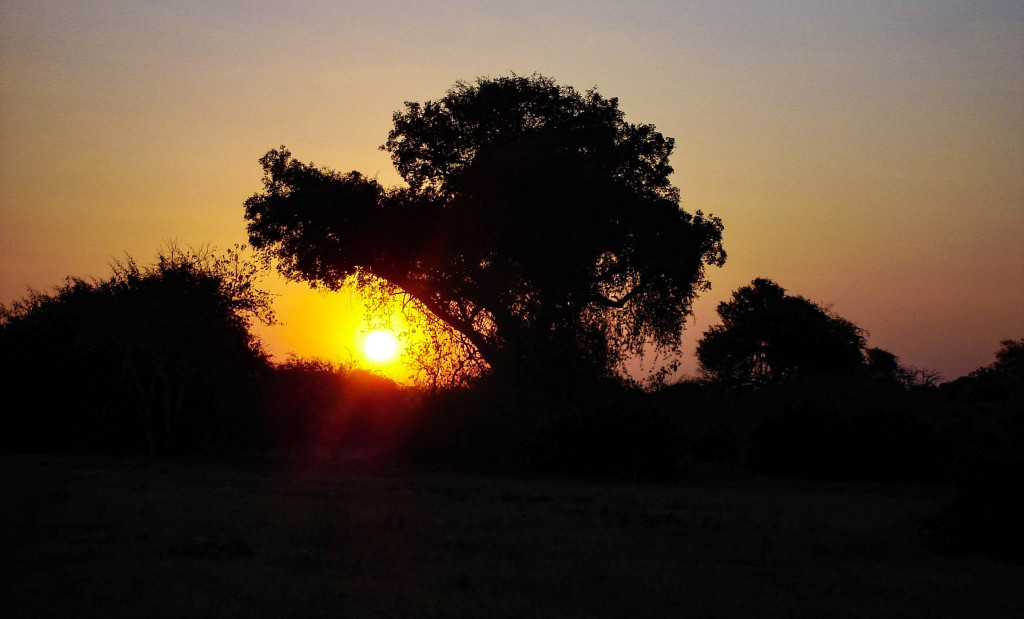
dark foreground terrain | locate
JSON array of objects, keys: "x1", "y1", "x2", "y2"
[{"x1": 3, "y1": 455, "x2": 1022, "y2": 618}]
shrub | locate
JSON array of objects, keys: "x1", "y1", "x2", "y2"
[
  {"x1": 0, "y1": 245, "x2": 272, "y2": 455},
  {"x1": 746, "y1": 375, "x2": 951, "y2": 482}
]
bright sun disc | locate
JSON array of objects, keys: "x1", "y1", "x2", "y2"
[{"x1": 363, "y1": 329, "x2": 398, "y2": 363}]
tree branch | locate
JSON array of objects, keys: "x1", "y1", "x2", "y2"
[
  {"x1": 588, "y1": 286, "x2": 641, "y2": 309},
  {"x1": 372, "y1": 266, "x2": 502, "y2": 367}
]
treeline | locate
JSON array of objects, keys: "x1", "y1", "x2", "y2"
[
  {"x1": 252, "y1": 335, "x2": 1024, "y2": 564},
  {"x1": 3, "y1": 252, "x2": 1021, "y2": 561},
  {"x1": 3, "y1": 251, "x2": 1020, "y2": 481}
]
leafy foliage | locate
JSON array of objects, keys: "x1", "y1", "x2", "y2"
[
  {"x1": 697, "y1": 278, "x2": 867, "y2": 388},
  {"x1": 926, "y1": 338, "x2": 1024, "y2": 562},
  {"x1": 356, "y1": 278, "x2": 489, "y2": 389},
  {"x1": 0, "y1": 244, "x2": 273, "y2": 454},
  {"x1": 260, "y1": 356, "x2": 419, "y2": 460},
  {"x1": 742, "y1": 375, "x2": 953, "y2": 481},
  {"x1": 863, "y1": 346, "x2": 942, "y2": 388},
  {"x1": 988, "y1": 337, "x2": 1024, "y2": 381},
  {"x1": 245, "y1": 74, "x2": 725, "y2": 380},
  {"x1": 400, "y1": 374, "x2": 688, "y2": 478}
]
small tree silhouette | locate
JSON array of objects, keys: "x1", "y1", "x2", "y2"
[
  {"x1": 0, "y1": 244, "x2": 274, "y2": 454},
  {"x1": 697, "y1": 278, "x2": 866, "y2": 388}
]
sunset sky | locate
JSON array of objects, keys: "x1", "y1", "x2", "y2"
[{"x1": 2, "y1": 1, "x2": 1021, "y2": 382}]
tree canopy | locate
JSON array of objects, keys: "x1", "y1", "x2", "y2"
[
  {"x1": 245, "y1": 74, "x2": 725, "y2": 379},
  {"x1": 0, "y1": 244, "x2": 273, "y2": 454},
  {"x1": 989, "y1": 338, "x2": 1024, "y2": 381},
  {"x1": 697, "y1": 278, "x2": 867, "y2": 388}
]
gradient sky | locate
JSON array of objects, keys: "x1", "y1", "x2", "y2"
[{"x1": 2, "y1": 1, "x2": 1022, "y2": 381}]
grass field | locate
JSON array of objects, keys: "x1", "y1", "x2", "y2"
[{"x1": 4, "y1": 454, "x2": 1022, "y2": 618}]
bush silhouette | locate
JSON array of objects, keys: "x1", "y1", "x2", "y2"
[
  {"x1": 398, "y1": 375, "x2": 690, "y2": 478},
  {"x1": 0, "y1": 245, "x2": 272, "y2": 455},
  {"x1": 261, "y1": 358, "x2": 418, "y2": 462},
  {"x1": 928, "y1": 338, "x2": 1024, "y2": 562},
  {"x1": 697, "y1": 278, "x2": 867, "y2": 388},
  {"x1": 743, "y1": 374, "x2": 952, "y2": 481}
]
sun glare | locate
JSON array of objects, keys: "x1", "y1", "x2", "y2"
[{"x1": 363, "y1": 329, "x2": 399, "y2": 363}]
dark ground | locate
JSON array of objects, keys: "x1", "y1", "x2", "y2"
[{"x1": 3, "y1": 454, "x2": 1022, "y2": 618}]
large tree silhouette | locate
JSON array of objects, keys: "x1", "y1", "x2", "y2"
[
  {"x1": 245, "y1": 74, "x2": 725, "y2": 379},
  {"x1": 697, "y1": 278, "x2": 867, "y2": 388}
]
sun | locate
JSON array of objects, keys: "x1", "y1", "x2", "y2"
[{"x1": 362, "y1": 329, "x2": 399, "y2": 363}]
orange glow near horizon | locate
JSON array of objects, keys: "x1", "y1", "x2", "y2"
[
  {"x1": 1, "y1": 3, "x2": 1021, "y2": 381},
  {"x1": 251, "y1": 282, "x2": 409, "y2": 382},
  {"x1": 252, "y1": 279, "x2": 468, "y2": 385}
]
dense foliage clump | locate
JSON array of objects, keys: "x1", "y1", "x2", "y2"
[
  {"x1": 0, "y1": 245, "x2": 273, "y2": 454},
  {"x1": 245, "y1": 74, "x2": 725, "y2": 383},
  {"x1": 697, "y1": 278, "x2": 867, "y2": 388}
]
